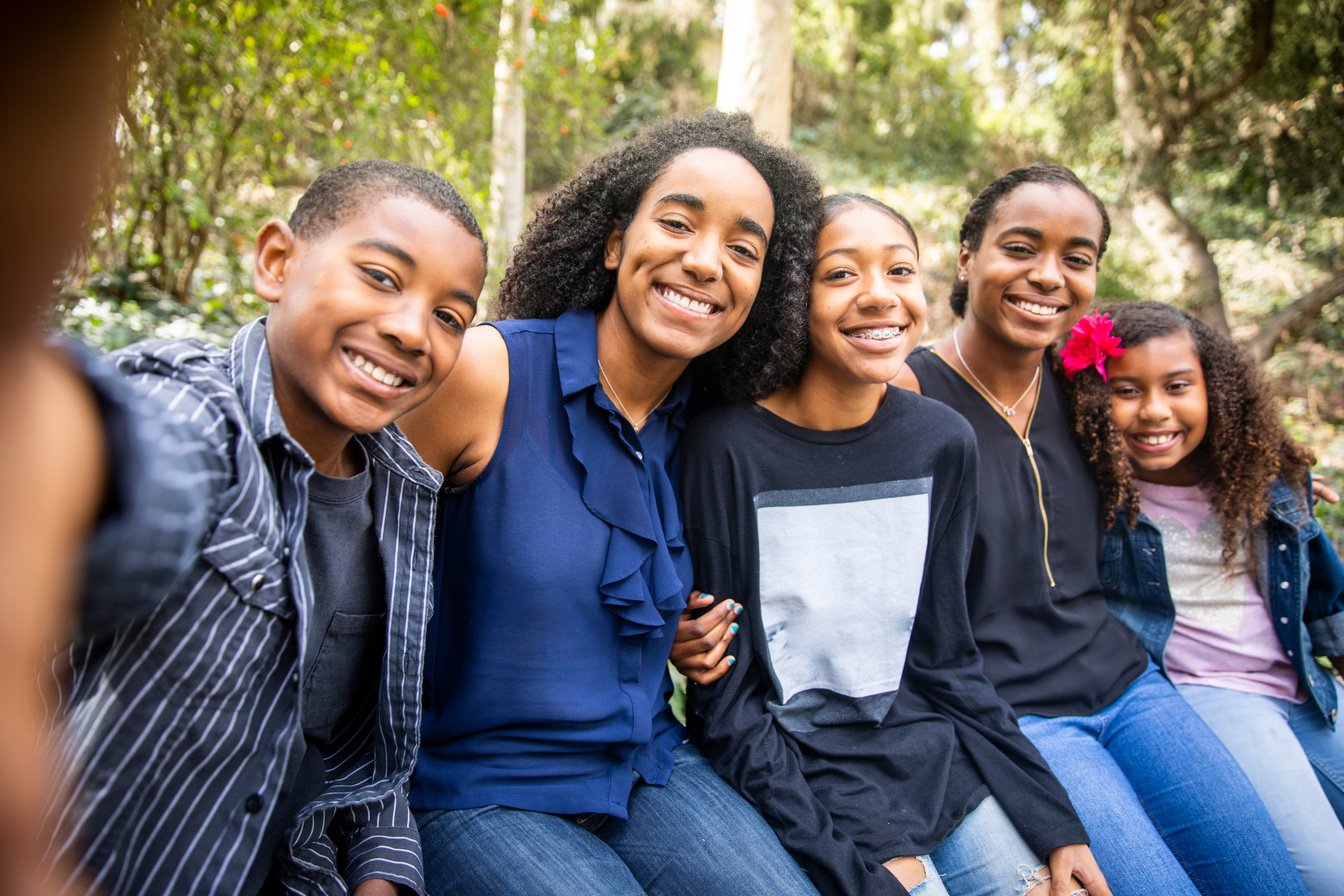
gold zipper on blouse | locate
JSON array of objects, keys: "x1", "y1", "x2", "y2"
[{"x1": 934, "y1": 348, "x2": 1055, "y2": 588}]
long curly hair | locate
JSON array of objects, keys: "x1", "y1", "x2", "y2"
[
  {"x1": 1066, "y1": 301, "x2": 1314, "y2": 562},
  {"x1": 950, "y1": 163, "x2": 1111, "y2": 317},
  {"x1": 494, "y1": 109, "x2": 822, "y2": 402}
]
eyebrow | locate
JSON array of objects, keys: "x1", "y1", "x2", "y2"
[
  {"x1": 654, "y1": 192, "x2": 770, "y2": 244},
  {"x1": 357, "y1": 238, "x2": 479, "y2": 311},
  {"x1": 1001, "y1": 225, "x2": 1099, "y2": 253},
  {"x1": 816, "y1": 243, "x2": 917, "y2": 263}
]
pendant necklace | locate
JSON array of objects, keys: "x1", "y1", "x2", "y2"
[
  {"x1": 952, "y1": 329, "x2": 1040, "y2": 418},
  {"x1": 598, "y1": 359, "x2": 673, "y2": 431}
]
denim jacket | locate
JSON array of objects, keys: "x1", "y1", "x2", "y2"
[{"x1": 1100, "y1": 477, "x2": 1344, "y2": 728}]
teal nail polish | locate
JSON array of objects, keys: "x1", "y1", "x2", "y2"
[
  {"x1": 727, "y1": 656, "x2": 736, "y2": 666},
  {"x1": 730, "y1": 623, "x2": 739, "y2": 634}
]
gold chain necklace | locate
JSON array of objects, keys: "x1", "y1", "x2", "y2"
[
  {"x1": 597, "y1": 359, "x2": 673, "y2": 431},
  {"x1": 952, "y1": 329, "x2": 1041, "y2": 418}
]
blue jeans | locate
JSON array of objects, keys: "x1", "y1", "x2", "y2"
[
  {"x1": 908, "y1": 796, "x2": 1053, "y2": 896},
  {"x1": 1179, "y1": 681, "x2": 1344, "y2": 896},
  {"x1": 415, "y1": 742, "x2": 819, "y2": 896},
  {"x1": 1018, "y1": 664, "x2": 1307, "y2": 896}
]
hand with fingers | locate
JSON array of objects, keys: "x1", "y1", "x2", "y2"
[
  {"x1": 670, "y1": 590, "x2": 742, "y2": 685},
  {"x1": 1046, "y1": 844, "x2": 1111, "y2": 896}
]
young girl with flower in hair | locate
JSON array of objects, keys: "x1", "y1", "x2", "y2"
[{"x1": 1064, "y1": 300, "x2": 1344, "y2": 896}]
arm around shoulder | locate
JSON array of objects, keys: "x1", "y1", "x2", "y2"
[{"x1": 400, "y1": 324, "x2": 509, "y2": 485}]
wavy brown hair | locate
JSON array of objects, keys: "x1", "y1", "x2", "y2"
[
  {"x1": 1066, "y1": 301, "x2": 1314, "y2": 562},
  {"x1": 495, "y1": 109, "x2": 822, "y2": 402}
]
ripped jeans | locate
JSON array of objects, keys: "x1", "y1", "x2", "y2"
[{"x1": 902, "y1": 795, "x2": 1080, "y2": 896}]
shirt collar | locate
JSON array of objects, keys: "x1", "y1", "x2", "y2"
[
  {"x1": 553, "y1": 308, "x2": 692, "y2": 417},
  {"x1": 226, "y1": 318, "x2": 441, "y2": 490}
]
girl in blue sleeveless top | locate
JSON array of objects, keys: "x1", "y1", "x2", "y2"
[{"x1": 400, "y1": 110, "x2": 824, "y2": 896}]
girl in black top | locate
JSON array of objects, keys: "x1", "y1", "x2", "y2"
[
  {"x1": 897, "y1": 165, "x2": 1305, "y2": 895},
  {"x1": 681, "y1": 195, "x2": 1108, "y2": 896}
]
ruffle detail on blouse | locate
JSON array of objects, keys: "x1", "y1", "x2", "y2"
[{"x1": 555, "y1": 310, "x2": 691, "y2": 639}]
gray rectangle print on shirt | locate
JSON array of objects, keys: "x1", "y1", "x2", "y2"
[{"x1": 754, "y1": 478, "x2": 931, "y2": 730}]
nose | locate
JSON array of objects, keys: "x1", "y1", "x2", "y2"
[
  {"x1": 1138, "y1": 390, "x2": 1170, "y2": 422},
  {"x1": 1028, "y1": 252, "x2": 1064, "y2": 291},
  {"x1": 856, "y1": 275, "x2": 898, "y2": 311},
  {"x1": 681, "y1": 233, "x2": 722, "y2": 283},
  {"x1": 378, "y1": 298, "x2": 429, "y2": 356}
]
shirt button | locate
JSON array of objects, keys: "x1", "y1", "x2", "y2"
[
  {"x1": 1280, "y1": 581, "x2": 1290, "y2": 590},
  {"x1": 1278, "y1": 544, "x2": 1288, "y2": 552},
  {"x1": 1281, "y1": 616, "x2": 1290, "y2": 624},
  {"x1": 244, "y1": 793, "x2": 263, "y2": 813},
  {"x1": 283, "y1": 547, "x2": 291, "y2": 559},
  {"x1": 250, "y1": 574, "x2": 266, "y2": 592},
  {"x1": 1287, "y1": 649, "x2": 1295, "y2": 657}
]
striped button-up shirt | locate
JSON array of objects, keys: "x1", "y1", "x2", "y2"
[{"x1": 49, "y1": 319, "x2": 440, "y2": 895}]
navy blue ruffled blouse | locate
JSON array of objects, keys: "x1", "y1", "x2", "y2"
[{"x1": 412, "y1": 309, "x2": 694, "y2": 818}]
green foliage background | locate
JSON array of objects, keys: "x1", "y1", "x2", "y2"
[{"x1": 59, "y1": 0, "x2": 1344, "y2": 543}]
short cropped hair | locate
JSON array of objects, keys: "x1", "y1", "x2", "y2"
[{"x1": 289, "y1": 160, "x2": 486, "y2": 264}]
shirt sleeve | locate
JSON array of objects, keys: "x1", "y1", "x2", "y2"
[
  {"x1": 68, "y1": 342, "x2": 221, "y2": 640},
  {"x1": 902, "y1": 437, "x2": 1088, "y2": 858},
  {"x1": 1304, "y1": 514, "x2": 1344, "y2": 657},
  {"x1": 680, "y1": 430, "x2": 906, "y2": 896},
  {"x1": 335, "y1": 784, "x2": 425, "y2": 894}
]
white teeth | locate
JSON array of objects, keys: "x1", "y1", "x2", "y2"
[
  {"x1": 848, "y1": 327, "x2": 904, "y2": 340},
  {"x1": 1135, "y1": 433, "x2": 1177, "y2": 446},
  {"x1": 1011, "y1": 299, "x2": 1062, "y2": 317},
  {"x1": 659, "y1": 287, "x2": 715, "y2": 316},
  {"x1": 350, "y1": 352, "x2": 405, "y2": 388}
]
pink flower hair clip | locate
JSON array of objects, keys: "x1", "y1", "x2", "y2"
[{"x1": 1061, "y1": 311, "x2": 1125, "y2": 381}]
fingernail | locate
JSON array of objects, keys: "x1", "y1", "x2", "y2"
[
  {"x1": 730, "y1": 623, "x2": 739, "y2": 634},
  {"x1": 701, "y1": 593, "x2": 715, "y2": 602},
  {"x1": 727, "y1": 656, "x2": 736, "y2": 666},
  {"x1": 734, "y1": 603, "x2": 743, "y2": 615}
]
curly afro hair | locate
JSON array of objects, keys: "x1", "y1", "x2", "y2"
[
  {"x1": 950, "y1": 163, "x2": 1110, "y2": 318},
  {"x1": 494, "y1": 109, "x2": 822, "y2": 402},
  {"x1": 1066, "y1": 301, "x2": 1314, "y2": 562}
]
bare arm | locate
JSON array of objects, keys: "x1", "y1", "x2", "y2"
[
  {"x1": 400, "y1": 325, "x2": 510, "y2": 486},
  {"x1": 0, "y1": 345, "x2": 106, "y2": 895}
]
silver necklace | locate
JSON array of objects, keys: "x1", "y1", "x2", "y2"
[
  {"x1": 952, "y1": 329, "x2": 1041, "y2": 418},
  {"x1": 597, "y1": 359, "x2": 673, "y2": 431}
]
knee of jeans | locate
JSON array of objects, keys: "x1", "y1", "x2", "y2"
[{"x1": 1018, "y1": 863, "x2": 1089, "y2": 896}]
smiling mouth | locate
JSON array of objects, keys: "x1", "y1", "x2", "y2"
[
  {"x1": 1133, "y1": 433, "x2": 1179, "y2": 447},
  {"x1": 346, "y1": 350, "x2": 409, "y2": 388},
  {"x1": 1007, "y1": 297, "x2": 1063, "y2": 317},
  {"x1": 657, "y1": 285, "x2": 719, "y2": 317},
  {"x1": 844, "y1": 325, "x2": 907, "y2": 341}
]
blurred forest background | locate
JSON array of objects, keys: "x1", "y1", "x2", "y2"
[{"x1": 54, "y1": 0, "x2": 1344, "y2": 539}]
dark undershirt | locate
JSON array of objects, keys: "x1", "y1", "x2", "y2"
[{"x1": 240, "y1": 444, "x2": 387, "y2": 895}]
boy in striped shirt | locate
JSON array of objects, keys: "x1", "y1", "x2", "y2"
[{"x1": 50, "y1": 161, "x2": 486, "y2": 895}]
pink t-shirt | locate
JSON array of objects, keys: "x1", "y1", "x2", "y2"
[{"x1": 1136, "y1": 479, "x2": 1304, "y2": 702}]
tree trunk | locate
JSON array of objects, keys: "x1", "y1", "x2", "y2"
[
  {"x1": 716, "y1": 0, "x2": 793, "y2": 141},
  {"x1": 968, "y1": 0, "x2": 1006, "y2": 108},
  {"x1": 487, "y1": 0, "x2": 529, "y2": 312},
  {"x1": 1128, "y1": 185, "x2": 1230, "y2": 333},
  {"x1": 1246, "y1": 272, "x2": 1344, "y2": 363}
]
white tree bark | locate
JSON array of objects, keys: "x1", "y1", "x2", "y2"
[
  {"x1": 487, "y1": 0, "x2": 529, "y2": 302},
  {"x1": 716, "y1": 0, "x2": 793, "y2": 141}
]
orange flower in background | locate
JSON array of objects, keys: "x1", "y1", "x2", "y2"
[
  {"x1": 559, "y1": 123, "x2": 570, "y2": 135},
  {"x1": 434, "y1": 3, "x2": 449, "y2": 18},
  {"x1": 321, "y1": 75, "x2": 331, "y2": 86},
  {"x1": 514, "y1": 58, "x2": 524, "y2": 69}
]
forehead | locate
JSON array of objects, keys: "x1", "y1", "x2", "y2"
[
  {"x1": 640, "y1": 147, "x2": 775, "y2": 230},
  {"x1": 821, "y1": 204, "x2": 915, "y2": 248},
  {"x1": 986, "y1": 182, "x2": 1102, "y2": 241},
  {"x1": 1112, "y1": 330, "x2": 1201, "y2": 374}
]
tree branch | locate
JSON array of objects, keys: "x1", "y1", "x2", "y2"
[
  {"x1": 1247, "y1": 269, "x2": 1344, "y2": 362},
  {"x1": 1187, "y1": 0, "x2": 1275, "y2": 122}
]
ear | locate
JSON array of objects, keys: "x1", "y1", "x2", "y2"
[
  {"x1": 253, "y1": 219, "x2": 296, "y2": 305},
  {"x1": 602, "y1": 221, "x2": 624, "y2": 272},
  {"x1": 956, "y1": 241, "x2": 972, "y2": 283}
]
